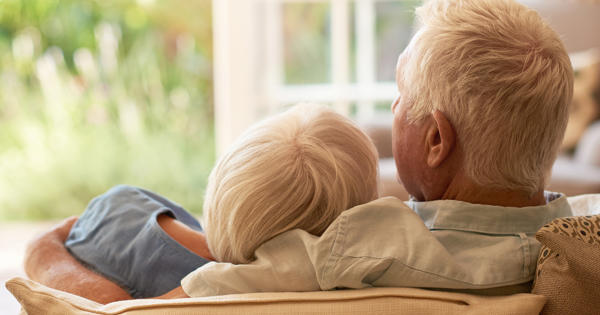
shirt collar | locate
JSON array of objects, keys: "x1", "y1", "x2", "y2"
[{"x1": 406, "y1": 191, "x2": 573, "y2": 234}]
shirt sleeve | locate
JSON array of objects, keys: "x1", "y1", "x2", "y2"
[{"x1": 181, "y1": 229, "x2": 322, "y2": 297}]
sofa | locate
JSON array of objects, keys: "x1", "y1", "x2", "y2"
[{"x1": 6, "y1": 276, "x2": 547, "y2": 315}]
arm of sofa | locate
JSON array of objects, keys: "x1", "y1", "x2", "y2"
[
  {"x1": 6, "y1": 277, "x2": 547, "y2": 315},
  {"x1": 575, "y1": 121, "x2": 600, "y2": 167},
  {"x1": 548, "y1": 122, "x2": 600, "y2": 195}
]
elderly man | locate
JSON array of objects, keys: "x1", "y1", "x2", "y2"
[{"x1": 24, "y1": 0, "x2": 579, "y2": 302}]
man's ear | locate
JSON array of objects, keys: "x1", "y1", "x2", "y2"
[{"x1": 426, "y1": 110, "x2": 456, "y2": 168}]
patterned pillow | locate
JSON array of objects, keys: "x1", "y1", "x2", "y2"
[{"x1": 532, "y1": 215, "x2": 600, "y2": 315}]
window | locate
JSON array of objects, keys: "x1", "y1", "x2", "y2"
[{"x1": 213, "y1": 0, "x2": 421, "y2": 155}]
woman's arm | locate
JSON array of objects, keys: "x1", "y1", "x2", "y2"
[
  {"x1": 157, "y1": 214, "x2": 215, "y2": 261},
  {"x1": 24, "y1": 217, "x2": 133, "y2": 304}
]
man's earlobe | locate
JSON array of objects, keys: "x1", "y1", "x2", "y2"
[{"x1": 426, "y1": 110, "x2": 456, "y2": 168}]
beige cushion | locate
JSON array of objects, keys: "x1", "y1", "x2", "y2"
[
  {"x1": 6, "y1": 277, "x2": 546, "y2": 315},
  {"x1": 532, "y1": 215, "x2": 600, "y2": 315},
  {"x1": 575, "y1": 121, "x2": 600, "y2": 167},
  {"x1": 547, "y1": 157, "x2": 600, "y2": 196},
  {"x1": 359, "y1": 115, "x2": 394, "y2": 159},
  {"x1": 378, "y1": 158, "x2": 409, "y2": 200}
]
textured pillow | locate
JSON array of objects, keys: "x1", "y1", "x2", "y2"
[
  {"x1": 6, "y1": 277, "x2": 546, "y2": 315},
  {"x1": 532, "y1": 215, "x2": 600, "y2": 315}
]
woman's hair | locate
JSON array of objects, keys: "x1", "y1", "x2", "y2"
[
  {"x1": 399, "y1": 0, "x2": 573, "y2": 194},
  {"x1": 202, "y1": 104, "x2": 379, "y2": 264}
]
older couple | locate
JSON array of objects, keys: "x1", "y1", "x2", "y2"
[{"x1": 25, "y1": 0, "x2": 580, "y2": 302}]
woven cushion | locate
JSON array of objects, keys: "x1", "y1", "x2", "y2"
[
  {"x1": 6, "y1": 277, "x2": 546, "y2": 315},
  {"x1": 532, "y1": 215, "x2": 600, "y2": 315}
]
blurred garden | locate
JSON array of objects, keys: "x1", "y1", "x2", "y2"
[{"x1": 0, "y1": 0, "x2": 214, "y2": 220}]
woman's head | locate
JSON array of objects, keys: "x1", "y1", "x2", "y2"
[{"x1": 203, "y1": 104, "x2": 379, "y2": 264}]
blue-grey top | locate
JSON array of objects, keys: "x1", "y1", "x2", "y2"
[{"x1": 65, "y1": 185, "x2": 209, "y2": 298}]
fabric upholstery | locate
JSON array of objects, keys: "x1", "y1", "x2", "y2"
[
  {"x1": 360, "y1": 116, "x2": 394, "y2": 159},
  {"x1": 6, "y1": 277, "x2": 546, "y2": 315},
  {"x1": 532, "y1": 215, "x2": 600, "y2": 315},
  {"x1": 575, "y1": 121, "x2": 600, "y2": 167}
]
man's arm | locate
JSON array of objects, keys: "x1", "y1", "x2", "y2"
[{"x1": 24, "y1": 217, "x2": 133, "y2": 304}]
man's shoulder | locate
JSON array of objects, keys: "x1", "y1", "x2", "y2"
[
  {"x1": 341, "y1": 197, "x2": 415, "y2": 217},
  {"x1": 336, "y1": 197, "x2": 423, "y2": 230}
]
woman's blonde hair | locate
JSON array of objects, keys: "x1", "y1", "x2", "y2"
[
  {"x1": 400, "y1": 0, "x2": 574, "y2": 194},
  {"x1": 202, "y1": 104, "x2": 379, "y2": 264}
]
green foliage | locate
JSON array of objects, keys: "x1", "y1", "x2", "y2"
[
  {"x1": 283, "y1": 2, "x2": 331, "y2": 84},
  {"x1": 0, "y1": 0, "x2": 214, "y2": 220}
]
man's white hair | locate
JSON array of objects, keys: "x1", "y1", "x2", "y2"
[
  {"x1": 400, "y1": 0, "x2": 574, "y2": 194},
  {"x1": 203, "y1": 104, "x2": 379, "y2": 264}
]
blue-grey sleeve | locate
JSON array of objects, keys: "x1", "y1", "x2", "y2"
[{"x1": 65, "y1": 185, "x2": 209, "y2": 298}]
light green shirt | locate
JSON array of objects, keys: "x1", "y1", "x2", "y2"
[{"x1": 182, "y1": 193, "x2": 599, "y2": 297}]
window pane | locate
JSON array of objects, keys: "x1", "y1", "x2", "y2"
[
  {"x1": 283, "y1": 2, "x2": 331, "y2": 84},
  {"x1": 349, "y1": 1, "x2": 357, "y2": 83},
  {"x1": 375, "y1": 0, "x2": 421, "y2": 82}
]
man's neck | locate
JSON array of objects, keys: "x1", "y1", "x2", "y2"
[{"x1": 440, "y1": 174, "x2": 546, "y2": 207}]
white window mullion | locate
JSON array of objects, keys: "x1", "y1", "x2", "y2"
[
  {"x1": 331, "y1": 0, "x2": 351, "y2": 115},
  {"x1": 212, "y1": 0, "x2": 260, "y2": 156},
  {"x1": 355, "y1": 0, "x2": 376, "y2": 118},
  {"x1": 265, "y1": 0, "x2": 284, "y2": 115}
]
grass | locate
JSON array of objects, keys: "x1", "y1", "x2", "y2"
[{"x1": 0, "y1": 0, "x2": 214, "y2": 220}]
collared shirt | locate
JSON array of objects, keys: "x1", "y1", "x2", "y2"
[{"x1": 182, "y1": 193, "x2": 582, "y2": 297}]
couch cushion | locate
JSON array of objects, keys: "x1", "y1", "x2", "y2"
[
  {"x1": 6, "y1": 277, "x2": 546, "y2": 315},
  {"x1": 532, "y1": 215, "x2": 600, "y2": 315},
  {"x1": 360, "y1": 116, "x2": 394, "y2": 159},
  {"x1": 378, "y1": 158, "x2": 409, "y2": 200},
  {"x1": 575, "y1": 121, "x2": 600, "y2": 167}
]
